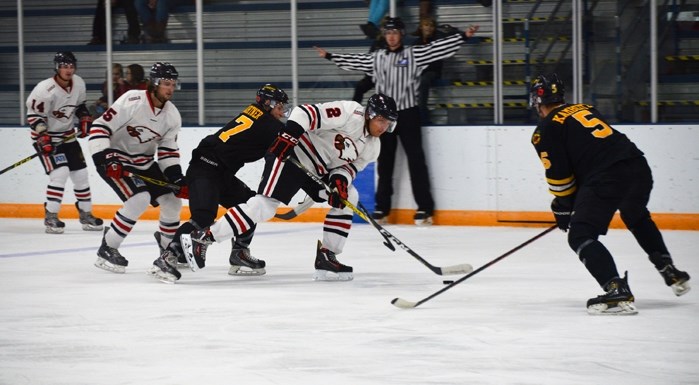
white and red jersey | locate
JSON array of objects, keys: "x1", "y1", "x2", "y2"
[
  {"x1": 290, "y1": 100, "x2": 380, "y2": 183},
  {"x1": 26, "y1": 74, "x2": 87, "y2": 143},
  {"x1": 88, "y1": 89, "x2": 182, "y2": 172}
]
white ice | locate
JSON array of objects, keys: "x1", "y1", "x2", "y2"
[{"x1": 0, "y1": 218, "x2": 697, "y2": 385}]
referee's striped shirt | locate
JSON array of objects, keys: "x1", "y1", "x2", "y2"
[{"x1": 327, "y1": 32, "x2": 468, "y2": 111}]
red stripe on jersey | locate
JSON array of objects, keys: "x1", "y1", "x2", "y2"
[
  {"x1": 228, "y1": 208, "x2": 249, "y2": 233},
  {"x1": 90, "y1": 127, "x2": 110, "y2": 136},
  {"x1": 263, "y1": 160, "x2": 284, "y2": 196},
  {"x1": 323, "y1": 220, "x2": 352, "y2": 230},
  {"x1": 112, "y1": 216, "x2": 132, "y2": 232},
  {"x1": 304, "y1": 104, "x2": 318, "y2": 130}
]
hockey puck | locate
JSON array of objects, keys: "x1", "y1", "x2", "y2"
[{"x1": 442, "y1": 280, "x2": 454, "y2": 285}]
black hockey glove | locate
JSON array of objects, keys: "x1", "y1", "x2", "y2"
[
  {"x1": 327, "y1": 174, "x2": 349, "y2": 209},
  {"x1": 164, "y1": 165, "x2": 189, "y2": 199},
  {"x1": 551, "y1": 197, "x2": 573, "y2": 232},
  {"x1": 267, "y1": 121, "x2": 305, "y2": 161}
]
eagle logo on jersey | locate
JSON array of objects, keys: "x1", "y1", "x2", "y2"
[
  {"x1": 52, "y1": 104, "x2": 77, "y2": 120},
  {"x1": 127, "y1": 125, "x2": 161, "y2": 144},
  {"x1": 334, "y1": 134, "x2": 359, "y2": 162}
]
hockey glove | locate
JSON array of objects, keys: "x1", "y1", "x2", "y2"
[
  {"x1": 327, "y1": 174, "x2": 349, "y2": 209},
  {"x1": 267, "y1": 121, "x2": 305, "y2": 161},
  {"x1": 93, "y1": 151, "x2": 125, "y2": 179},
  {"x1": 268, "y1": 132, "x2": 299, "y2": 161},
  {"x1": 33, "y1": 133, "x2": 53, "y2": 155},
  {"x1": 164, "y1": 165, "x2": 189, "y2": 199},
  {"x1": 77, "y1": 115, "x2": 93, "y2": 138},
  {"x1": 551, "y1": 197, "x2": 573, "y2": 232}
]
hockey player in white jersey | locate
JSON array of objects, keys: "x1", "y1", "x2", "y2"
[
  {"x1": 89, "y1": 62, "x2": 188, "y2": 274},
  {"x1": 26, "y1": 51, "x2": 103, "y2": 234},
  {"x1": 162, "y1": 94, "x2": 398, "y2": 283}
]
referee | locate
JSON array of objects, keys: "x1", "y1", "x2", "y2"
[{"x1": 314, "y1": 17, "x2": 478, "y2": 225}]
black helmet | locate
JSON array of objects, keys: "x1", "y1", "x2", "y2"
[
  {"x1": 366, "y1": 93, "x2": 398, "y2": 132},
  {"x1": 382, "y1": 17, "x2": 406, "y2": 34},
  {"x1": 54, "y1": 51, "x2": 77, "y2": 70},
  {"x1": 256, "y1": 84, "x2": 289, "y2": 112},
  {"x1": 529, "y1": 73, "x2": 565, "y2": 109},
  {"x1": 149, "y1": 62, "x2": 180, "y2": 88}
]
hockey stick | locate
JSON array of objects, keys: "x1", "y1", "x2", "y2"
[
  {"x1": 123, "y1": 171, "x2": 181, "y2": 191},
  {"x1": 274, "y1": 195, "x2": 315, "y2": 220},
  {"x1": 288, "y1": 157, "x2": 473, "y2": 276},
  {"x1": 391, "y1": 225, "x2": 557, "y2": 309},
  {"x1": 0, "y1": 133, "x2": 77, "y2": 176}
]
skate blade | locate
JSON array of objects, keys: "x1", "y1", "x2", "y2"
[
  {"x1": 672, "y1": 281, "x2": 691, "y2": 296},
  {"x1": 94, "y1": 257, "x2": 126, "y2": 274},
  {"x1": 147, "y1": 267, "x2": 178, "y2": 284},
  {"x1": 587, "y1": 301, "x2": 638, "y2": 315},
  {"x1": 45, "y1": 227, "x2": 65, "y2": 234},
  {"x1": 179, "y1": 234, "x2": 199, "y2": 272},
  {"x1": 82, "y1": 224, "x2": 104, "y2": 231},
  {"x1": 313, "y1": 270, "x2": 353, "y2": 281},
  {"x1": 228, "y1": 266, "x2": 266, "y2": 276}
]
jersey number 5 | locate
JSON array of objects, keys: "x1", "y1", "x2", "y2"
[
  {"x1": 219, "y1": 115, "x2": 253, "y2": 142},
  {"x1": 571, "y1": 110, "x2": 612, "y2": 138}
]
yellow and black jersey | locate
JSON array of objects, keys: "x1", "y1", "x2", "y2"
[
  {"x1": 531, "y1": 103, "x2": 643, "y2": 199},
  {"x1": 192, "y1": 103, "x2": 284, "y2": 173}
]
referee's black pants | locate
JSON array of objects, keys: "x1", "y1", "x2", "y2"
[{"x1": 375, "y1": 106, "x2": 434, "y2": 215}]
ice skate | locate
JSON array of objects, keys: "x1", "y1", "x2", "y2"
[
  {"x1": 148, "y1": 252, "x2": 182, "y2": 284},
  {"x1": 94, "y1": 229, "x2": 128, "y2": 273},
  {"x1": 181, "y1": 229, "x2": 214, "y2": 272},
  {"x1": 76, "y1": 203, "x2": 103, "y2": 231},
  {"x1": 154, "y1": 232, "x2": 187, "y2": 268},
  {"x1": 313, "y1": 240, "x2": 353, "y2": 281},
  {"x1": 649, "y1": 252, "x2": 691, "y2": 296},
  {"x1": 587, "y1": 272, "x2": 637, "y2": 315},
  {"x1": 414, "y1": 210, "x2": 433, "y2": 226},
  {"x1": 228, "y1": 247, "x2": 266, "y2": 276},
  {"x1": 372, "y1": 210, "x2": 388, "y2": 225},
  {"x1": 44, "y1": 208, "x2": 65, "y2": 234}
]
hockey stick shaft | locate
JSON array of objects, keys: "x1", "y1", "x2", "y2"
[
  {"x1": 0, "y1": 133, "x2": 77, "y2": 176},
  {"x1": 124, "y1": 171, "x2": 181, "y2": 191},
  {"x1": 288, "y1": 157, "x2": 472, "y2": 275},
  {"x1": 274, "y1": 195, "x2": 315, "y2": 220},
  {"x1": 391, "y1": 225, "x2": 557, "y2": 309}
]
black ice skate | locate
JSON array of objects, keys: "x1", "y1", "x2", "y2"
[
  {"x1": 94, "y1": 229, "x2": 129, "y2": 274},
  {"x1": 154, "y1": 232, "x2": 187, "y2": 268},
  {"x1": 44, "y1": 207, "x2": 65, "y2": 234},
  {"x1": 228, "y1": 247, "x2": 266, "y2": 276},
  {"x1": 587, "y1": 272, "x2": 637, "y2": 315},
  {"x1": 649, "y1": 252, "x2": 691, "y2": 296},
  {"x1": 372, "y1": 210, "x2": 388, "y2": 225},
  {"x1": 413, "y1": 210, "x2": 433, "y2": 226},
  {"x1": 76, "y1": 203, "x2": 103, "y2": 231},
  {"x1": 148, "y1": 252, "x2": 182, "y2": 284},
  {"x1": 313, "y1": 240, "x2": 353, "y2": 281},
  {"x1": 180, "y1": 229, "x2": 214, "y2": 272}
]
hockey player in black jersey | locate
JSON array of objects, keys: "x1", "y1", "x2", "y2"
[
  {"x1": 149, "y1": 84, "x2": 289, "y2": 283},
  {"x1": 530, "y1": 73, "x2": 690, "y2": 315}
]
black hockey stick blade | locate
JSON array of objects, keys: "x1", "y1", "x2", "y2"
[
  {"x1": 391, "y1": 225, "x2": 557, "y2": 309},
  {"x1": 274, "y1": 195, "x2": 315, "y2": 220}
]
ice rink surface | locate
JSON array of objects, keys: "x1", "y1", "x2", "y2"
[{"x1": 0, "y1": 218, "x2": 697, "y2": 385}]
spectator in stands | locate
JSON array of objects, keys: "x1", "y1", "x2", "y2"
[
  {"x1": 125, "y1": 64, "x2": 149, "y2": 90},
  {"x1": 411, "y1": 16, "x2": 447, "y2": 124},
  {"x1": 359, "y1": 0, "x2": 388, "y2": 39},
  {"x1": 91, "y1": 64, "x2": 129, "y2": 118},
  {"x1": 88, "y1": 0, "x2": 141, "y2": 45},
  {"x1": 135, "y1": 0, "x2": 188, "y2": 43}
]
